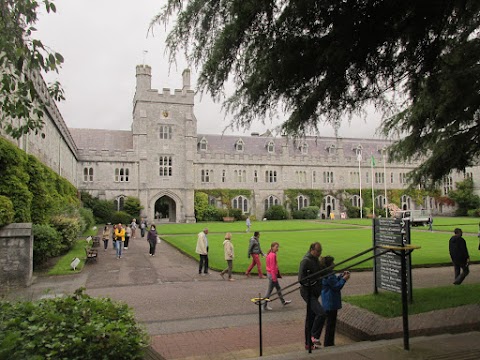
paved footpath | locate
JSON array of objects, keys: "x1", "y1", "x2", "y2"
[{"x1": 4, "y1": 233, "x2": 480, "y2": 359}]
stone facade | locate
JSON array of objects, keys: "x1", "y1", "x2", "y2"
[
  {"x1": 3, "y1": 65, "x2": 479, "y2": 222},
  {"x1": 0, "y1": 223, "x2": 33, "y2": 288}
]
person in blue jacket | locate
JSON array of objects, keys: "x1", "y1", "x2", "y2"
[{"x1": 321, "y1": 256, "x2": 350, "y2": 347}]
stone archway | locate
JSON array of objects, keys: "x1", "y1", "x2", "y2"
[{"x1": 154, "y1": 196, "x2": 177, "y2": 223}]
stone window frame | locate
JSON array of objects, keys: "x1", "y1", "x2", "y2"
[
  {"x1": 83, "y1": 167, "x2": 93, "y2": 182},
  {"x1": 232, "y1": 195, "x2": 249, "y2": 214},
  {"x1": 199, "y1": 137, "x2": 208, "y2": 151},
  {"x1": 159, "y1": 125, "x2": 172, "y2": 140},
  {"x1": 159, "y1": 156, "x2": 173, "y2": 177},
  {"x1": 266, "y1": 140, "x2": 275, "y2": 154},
  {"x1": 264, "y1": 195, "x2": 280, "y2": 211},
  {"x1": 235, "y1": 139, "x2": 245, "y2": 152},
  {"x1": 297, "y1": 195, "x2": 309, "y2": 210},
  {"x1": 115, "y1": 167, "x2": 130, "y2": 182}
]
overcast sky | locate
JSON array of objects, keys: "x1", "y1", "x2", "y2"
[{"x1": 37, "y1": 0, "x2": 383, "y2": 138}]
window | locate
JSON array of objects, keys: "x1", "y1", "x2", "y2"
[
  {"x1": 114, "y1": 196, "x2": 125, "y2": 211},
  {"x1": 376, "y1": 195, "x2": 386, "y2": 208},
  {"x1": 208, "y1": 196, "x2": 216, "y2": 206},
  {"x1": 354, "y1": 145, "x2": 363, "y2": 158},
  {"x1": 235, "y1": 139, "x2": 244, "y2": 151},
  {"x1": 264, "y1": 195, "x2": 280, "y2": 211},
  {"x1": 390, "y1": 172, "x2": 394, "y2": 184},
  {"x1": 464, "y1": 171, "x2": 473, "y2": 179},
  {"x1": 254, "y1": 170, "x2": 258, "y2": 183},
  {"x1": 159, "y1": 156, "x2": 173, "y2": 177},
  {"x1": 222, "y1": 169, "x2": 226, "y2": 183},
  {"x1": 323, "y1": 171, "x2": 334, "y2": 183},
  {"x1": 297, "y1": 195, "x2": 309, "y2": 210},
  {"x1": 399, "y1": 173, "x2": 408, "y2": 184},
  {"x1": 401, "y1": 195, "x2": 412, "y2": 209},
  {"x1": 299, "y1": 142, "x2": 308, "y2": 155},
  {"x1": 199, "y1": 138, "x2": 208, "y2": 151},
  {"x1": 366, "y1": 172, "x2": 369, "y2": 183},
  {"x1": 349, "y1": 171, "x2": 359, "y2": 184},
  {"x1": 375, "y1": 172, "x2": 385, "y2": 184},
  {"x1": 327, "y1": 144, "x2": 336, "y2": 155},
  {"x1": 234, "y1": 169, "x2": 246, "y2": 182},
  {"x1": 443, "y1": 176, "x2": 453, "y2": 195},
  {"x1": 351, "y1": 195, "x2": 362, "y2": 207},
  {"x1": 232, "y1": 195, "x2": 249, "y2": 213},
  {"x1": 201, "y1": 169, "x2": 212, "y2": 183},
  {"x1": 267, "y1": 141, "x2": 275, "y2": 153},
  {"x1": 265, "y1": 170, "x2": 277, "y2": 183},
  {"x1": 83, "y1": 167, "x2": 93, "y2": 182},
  {"x1": 297, "y1": 171, "x2": 307, "y2": 183},
  {"x1": 312, "y1": 171, "x2": 316, "y2": 183},
  {"x1": 322, "y1": 195, "x2": 336, "y2": 211},
  {"x1": 115, "y1": 167, "x2": 129, "y2": 182},
  {"x1": 159, "y1": 125, "x2": 172, "y2": 139}
]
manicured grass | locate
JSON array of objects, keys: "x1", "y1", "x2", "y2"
[
  {"x1": 47, "y1": 227, "x2": 99, "y2": 275},
  {"x1": 162, "y1": 220, "x2": 479, "y2": 274},
  {"x1": 344, "y1": 283, "x2": 480, "y2": 317}
]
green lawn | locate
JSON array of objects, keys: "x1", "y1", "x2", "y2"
[
  {"x1": 344, "y1": 283, "x2": 480, "y2": 317},
  {"x1": 161, "y1": 219, "x2": 479, "y2": 274}
]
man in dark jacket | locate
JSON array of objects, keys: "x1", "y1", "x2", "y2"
[
  {"x1": 298, "y1": 242, "x2": 326, "y2": 350},
  {"x1": 449, "y1": 228, "x2": 470, "y2": 285}
]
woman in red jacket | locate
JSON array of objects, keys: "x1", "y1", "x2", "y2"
[{"x1": 263, "y1": 242, "x2": 291, "y2": 311}]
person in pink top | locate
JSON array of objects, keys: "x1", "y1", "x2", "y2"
[{"x1": 263, "y1": 242, "x2": 292, "y2": 311}]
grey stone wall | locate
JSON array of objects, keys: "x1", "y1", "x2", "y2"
[{"x1": 0, "y1": 223, "x2": 33, "y2": 289}]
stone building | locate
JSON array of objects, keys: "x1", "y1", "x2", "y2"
[{"x1": 4, "y1": 65, "x2": 478, "y2": 222}]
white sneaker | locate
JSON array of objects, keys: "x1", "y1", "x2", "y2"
[
  {"x1": 264, "y1": 305, "x2": 273, "y2": 311},
  {"x1": 283, "y1": 300, "x2": 292, "y2": 306}
]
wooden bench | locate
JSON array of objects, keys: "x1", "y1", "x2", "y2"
[
  {"x1": 92, "y1": 236, "x2": 100, "y2": 248},
  {"x1": 85, "y1": 246, "x2": 98, "y2": 264}
]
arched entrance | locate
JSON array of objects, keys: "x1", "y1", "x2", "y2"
[{"x1": 154, "y1": 196, "x2": 177, "y2": 223}]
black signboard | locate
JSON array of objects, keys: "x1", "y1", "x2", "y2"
[{"x1": 373, "y1": 218, "x2": 412, "y2": 296}]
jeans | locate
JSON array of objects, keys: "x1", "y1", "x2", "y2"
[
  {"x1": 246, "y1": 254, "x2": 263, "y2": 277},
  {"x1": 304, "y1": 295, "x2": 326, "y2": 345},
  {"x1": 148, "y1": 239, "x2": 156, "y2": 255},
  {"x1": 103, "y1": 239, "x2": 108, "y2": 250},
  {"x1": 453, "y1": 262, "x2": 469, "y2": 284},
  {"x1": 116, "y1": 240, "x2": 123, "y2": 257},
  {"x1": 199, "y1": 254, "x2": 209, "y2": 273},
  {"x1": 263, "y1": 273, "x2": 285, "y2": 307}
]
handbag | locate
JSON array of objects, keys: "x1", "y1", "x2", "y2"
[{"x1": 157, "y1": 236, "x2": 162, "y2": 244}]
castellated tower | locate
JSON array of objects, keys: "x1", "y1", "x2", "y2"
[{"x1": 132, "y1": 65, "x2": 197, "y2": 223}]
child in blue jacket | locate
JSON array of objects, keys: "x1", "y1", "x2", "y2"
[{"x1": 321, "y1": 256, "x2": 350, "y2": 347}]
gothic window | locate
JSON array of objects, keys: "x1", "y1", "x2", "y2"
[
  {"x1": 401, "y1": 195, "x2": 412, "y2": 209},
  {"x1": 83, "y1": 167, "x2": 93, "y2": 182},
  {"x1": 114, "y1": 196, "x2": 125, "y2": 211},
  {"x1": 199, "y1": 138, "x2": 208, "y2": 151},
  {"x1": 232, "y1": 195, "x2": 249, "y2": 213},
  {"x1": 264, "y1": 195, "x2": 280, "y2": 211},
  {"x1": 267, "y1": 140, "x2": 275, "y2": 153},
  {"x1": 299, "y1": 142, "x2": 308, "y2": 154},
  {"x1": 351, "y1": 195, "x2": 362, "y2": 208},
  {"x1": 265, "y1": 170, "x2": 277, "y2": 183},
  {"x1": 222, "y1": 169, "x2": 226, "y2": 183},
  {"x1": 235, "y1": 139, "x2": 244, "y2": 151},
  {"x1": 375, "y1": 172, "x2": 385, "y2": 184},
  {"x1": 322, "y1": 195, "x2": 336, "y2": 211},
  {"x1": 159, "y1": 156, "x2": 173, "y2": 177},
  {"x1": 254, "y1": 170, "x2": 258, "y2": 183},
  {"x1": 375, "y1": 195, "x2": 386, "y2": 208},
  {"x1": 159, "y1": 125, "x2": 172, "y2": 139},
  {"x1": 297, "y1": 195, "x2": 309, "y2": 210},
  {"x1": 115, "y1": 167, "x2": 129, "y2": 182}
]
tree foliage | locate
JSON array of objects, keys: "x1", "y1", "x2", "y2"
[
  {"x1": 155, "y1": 0, "x2": 480, "y2": 184},
  {"x1": 0, "y1": 0, "x2": 64, "y2": 138},
  {"x1": 448, "y1": 177, "x2": 480, "y2": 216}
]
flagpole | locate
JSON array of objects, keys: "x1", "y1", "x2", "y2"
[
  {"x1": 358, "y1": 153, "x2": 363, "y2": 219},
  {"x1": 371, "y1": 154, "x2": 375, "y2": 217},
  {"x1": 383, "y1": 150, "x2": 388, "y2": 218}
]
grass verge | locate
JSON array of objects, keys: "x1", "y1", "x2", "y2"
[{"x1": 344, "y1": 283, "x2": 480, "y2": 317}]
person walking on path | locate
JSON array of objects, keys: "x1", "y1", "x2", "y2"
[
  {"x1": 299, "y1": 242, "x2": 327, "y2": 350},
  {"x1": 111, "y1": 224, "x2": 117, "y2": 250},
  {"x1": 147, "y1": 224, "x2": 158, "y2": 256},
  {"x1": 246, "y1": 216, "x2": 251, "y2": 232},
  {"x1": 428, "y1": 215, "x2": 433, "y2": 231},
  {"x1": 449, "y1": 228, "x2": 470, "y2": 285},
  {"x1": 263, "y1": 242, "x2": 291, "y2": 311},
  {"x1": 102, "y1": 225, "x2": 110, "y2": 251},
  {"x1": 196, "y1": 228, "x2": 209, "y2": 275},
  {"x1": 321, "y1": 256, "x2": 350, "y2": 347},
  {"x1": 140, "y1": 218, "x2": 147, "y2": 238},
  {"x1": 245, "y1": 231, "x2": 266, "y2": 278},
  {"x1": 220, "y1": 232, "x2": 235, "y2": 281},
  {"x1": 131, "y1": 218, "x2": 137, "y2": 239},
  {"x1": 114, "y1": 223, "x2": 125, "y2": 259},
  {"x1": 125, "y1": 225, "x2": 132, "y2": 250}
]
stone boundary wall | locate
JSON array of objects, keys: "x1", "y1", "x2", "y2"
[
  {"x1": 0, "y1": 223, "x2": 33, "y2": 289},
  {"x1": 338, "y1": 302, "x2": 480, "y2": 341}
]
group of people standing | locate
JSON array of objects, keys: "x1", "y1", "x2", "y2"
[
  {"x1": 100, "y1": 218, "x2": 160, "y2": 258},
  {"x1": 195, "y1": 228, "x2": 350, "y2": 349}
]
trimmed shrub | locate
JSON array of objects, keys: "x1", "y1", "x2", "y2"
[
  {"x1": 0, "y1": 195, "x2": 14, "y2": 228},
  {"x1": 264, "y1": 205, "x2": 288, "y2": 220},
  {"x1": 49, "y1": 215, "x2": 82, "y2": 251},
  {"x1": 194, "y1": 191, "x2": 209, "y2": 221},
  {"x1": 79, "y1": 207, "x2": 95, "y2": 233},
  {"x1": 32, "y1": 224, "x2": 63, "y2": 268},
  {"x1": 202, "y1": 206, "x2": 223, "y2": 221},
  {"x1": 0, "y1": 288, "x2": 149, "y2": 359},
  {"x1": 111, "y1": 211, "x2": 132, "y2": 225},
  {"x1": 467, "y1": 209, "x2": 480, "y2": 217},
  {"x1": 123, "y1": 197, "x2": 143, "y2": 219},
  {"x1": 228, "y1": 208, "x2": 243, "y2": 220}
]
